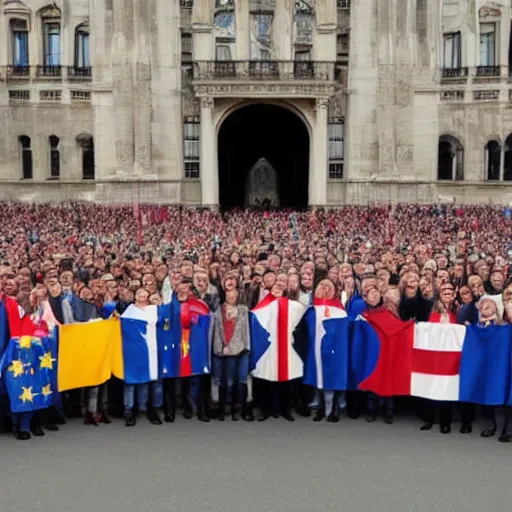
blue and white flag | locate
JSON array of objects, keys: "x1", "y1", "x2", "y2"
[
  {"x1": 120, "y1": 304, "x2": 159, "y2": 385},
  {"x1": 304, "y1": 298, "x2": 350, "y2": 390}
]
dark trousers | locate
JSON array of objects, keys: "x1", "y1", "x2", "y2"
[
  {"x1": 422, "y1": 400, "x2": 453, "y2": 428},
  {"x1": 482, "y1": 405, "x2": 511, "y2": 435},
  {"x1": 257, "y1": 379, "x2": 292, "y2": 417}
]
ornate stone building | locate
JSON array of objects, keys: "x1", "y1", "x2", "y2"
[{"x1": 1, "y1": 0, "x2": 512, "y2": 206}]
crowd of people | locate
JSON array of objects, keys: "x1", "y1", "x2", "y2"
[{"x1": 1, "y1": 201, "x2": 512, "y2": 442}]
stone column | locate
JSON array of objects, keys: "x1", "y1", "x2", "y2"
[
  {"x1": 90, "y1": 0, "x2": 116, "y2": 179},
  {"x1": 309, "y1": 98, "x2": 329, "y2": 206},
  {"x1": 112, "y1": 0, "x2": 135, "y2": 176},
  {"x1": 274, "y1": 0, "x2": 293, "y2": 60},
  {"x1": 133, "y1": 0, "x2": 152, "y2": 176},
  {"x1": 200, "y1": 97, "x2": 218, "y2": 207},
  {"x1": 192, "y1": 0, "x2": 213, "y2": 60}
]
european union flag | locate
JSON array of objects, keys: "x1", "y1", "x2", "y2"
[{"x1": 0, "y1": 336, "x2": 57, "y2": 413}]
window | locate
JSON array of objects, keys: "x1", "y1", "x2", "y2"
[
  {"x1": 443, "y1": 32, "x2": 461, "y2": 68},
  {"x1": 49, "y1": 135, "x2": 60, "y2": 179},
  {"x1": 83, "y1": 141, "x2": 95, "y2": 179},
  {"x1": 480, "y1": 23, "x2": 496, "y2": 66},
  {"x1": 19, "y1": 136, "x2": 32, "y2": 179},
  {"x1": 250, "y1": 14, "x2": 273, "y2": 60},
  {"x1": 438, "y1": 135, "x2": 464, "y2": 181},
  {"x1": 214, "y1": 11, "x2": 235, "y2": 61},
  {"x1": 184, "y1": 119, "x2": 200, "y2": 179},
  {"x1": 75, "y1": 25, "x2": 90, "y2": 68},
  {"x1": 181, "y1": 32, "x2": 192, "y2": 66},
  {"x1": 10, "y1": 19, "x2": 29, "y2": 67},
  {"x1": 336, "y1": 34, "x2": 349, "y2": 65},
  {"x1": 485, "y1": 140, "x2": 500, "y2": 181},
  {"x1": 328, "y1": 121, "x2": 344, "y2": 179},
  {"x1": 504, "y1": 134, "x2": 512, "y2": 181}
]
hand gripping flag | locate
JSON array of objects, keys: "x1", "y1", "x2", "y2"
[
  {"x1": 157, "y1": 296, "x2": 211, "y2": 379},
  {"x1": 304, "y1": 298, "x2": 350, "y2": 390},
  {"x1": 250, "y1": 295, "x2": 307, "y2": 382},
  {"x1": 0, "y1": 336, "x2": 57, "y2": 413}
]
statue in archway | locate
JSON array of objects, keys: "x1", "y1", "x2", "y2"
[{"x1": 245, "y1": 158, "x2": 280, "y2": 208}]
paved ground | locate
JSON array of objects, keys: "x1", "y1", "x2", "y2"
[{"x1": 0, "y1": 414, "x2": 510, "y2": 512}]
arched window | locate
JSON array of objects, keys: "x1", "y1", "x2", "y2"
[
  {"x1": 40, "y1": 4, "x2": 61, "y2": 72},
  {"x1": 438, "y1": 135, "x2": 464, "y2": 181},
  {"x1": 504, "y1": 134, "x2": 512, "y2": 181},
  {"x1": 49, "y1": 135, "x2": 60, "y2": 179},
  {"x1": 19, "y1": 135, "x2": 32, "y2": 179},
  {"x1": 485, "y1": 140, "x2": 501, "y2": 180},
  {"x1": 76, "y1": 134, "x2": 95, "y2": 179},
  {"x1": 75, "y1": 23, "x2": 90, "y2": 70},
  {"x1": 10, "y1": 18, "x2": 29, "y2": 70},
  {"x1": 294, "y1": 0, "x2": 314, "y2": 77}
]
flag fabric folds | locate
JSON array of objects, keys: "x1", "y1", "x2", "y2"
[
  {"x1": 349, "y1": 317, "x2": 381, "y2": 390},
  {"x1": 250, "y1": 295, "x2": 306, "y2": 382},
  {"x1": 358, "y1": 309, "x2": 415, "y2": 397},
  {"x1": 1, "y1": 336, "x2": 57, "y2": 413},
  {"x1": 304, "y1": 298, "x2": 350, "y2": 390},
  {"x1": 459, "y1": 325, "x2": 512, "y2": 406},
  {"x1": 158, "y1": 297, "x2": 211, "y2": 379},
  {"x1": 58, "y1": 318, "x2": 122, "y2": 392},
  {"x1": 0, "y1": 299, "x2": 9, "y2": 360},
  {"x1": 120, "y1": 304, "x2": 159, "y2": 385}
]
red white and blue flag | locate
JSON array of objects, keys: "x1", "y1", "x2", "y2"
[
  {"x1": 357, "y1": 309, "x2": 512, "y2": 405},
  {"x1": 304, "y1": 298, "x2": 350, "y2": 390},
  {"x1": 249, "y1": 295, "x2": 306, "y2": 382}
]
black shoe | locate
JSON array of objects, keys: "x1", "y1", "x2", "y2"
[
  {"x1": 313, "y1": 409, "x2": 324, "y2": 422},
  {"x1": 327, "y1": 411, "x2": 340, "y2": 423},
  {"x1": 183, "y1": 409, "x2": 193, "y2": 420},
  {"x1": 124, "y1": 410, "x2": 136, "y2": 427},
  {"x1": 440, "y1": 425, "x2": 451, "y2": 434},
  {"x1": 258, "y1": 411, "x2": 270, "y2": 422},
  {"x1": 420, "y1": 423, "x2": 433, "y2": 431},
  {"x1": 44, "y1": 423, "x2": 59, "y2": 432},
  {"x1": 347, "y1": 409, "x2": 361, "y2": 420},
  {"x1": 365, "y1": 413, "x2": 377, "y2": 423},
  {"x1": 239, "y1": 384, "x2": 255, "y2": 422},
  {"x1": 498, "y1": 434, "x2": 512, "y2": 443},
  {"x1": 164, "y1": 413, "x2": 175, "y2": 423},
  {"x1": 15, "y1": 429, "x2": 31, "y2": 441},
  {"x1": 481, "y1": 427, "x2": 496, "y2": 438},
  {"x1": 384, "y1": 415, "x2": 394, "y2": 425},
  {"x1": 31, "y1": 426, "x2": 45, "y2": 437},
  {"x1": 241, "y1": 405, "x2": 255, "y2": 422},
  {"x1": 147, "y1": 407, "x2": 162, "y2": 425},
  {"x1": 282, "y1": 410, "x2": 295, "y2": 422},
  {"x1": 460, "y1": 425, "x2": 472, "y2": 434},
  {"x1": 198, "y1": 412, "x2": 210, "y2": 423}
]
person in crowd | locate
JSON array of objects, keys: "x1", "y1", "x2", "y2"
[{"x1": 212, "y1": 274, "x2": 252, "y2": 421}]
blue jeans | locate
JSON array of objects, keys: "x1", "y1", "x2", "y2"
[
  {"x1": 124, "y1": 381, "x2": 163, "y2": 412},
  {"x1": 13, "y1": 412, "x2": 33, "y2": 432},
  {"x1": 213, "y1": 353, "x2": 249, "y2": 388},
  {"x1": 367, "y1": 392, "x2": 394, "y2": 416}
]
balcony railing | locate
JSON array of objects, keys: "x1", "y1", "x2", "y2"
[
  {"x1": 337, "y1": 0, "x2": 350, "y2": 8},
  {"x1": 68, "y1": 66, "x2": 92, "y2": 79},
  {"x1": 180, "y1": 0, "x2": 193, "y2": 6},
  {"x1": 193, "y1": 60, "x2": 335, "y2": 81},
  {"x1": 441, "y1": 67, "x2": 469, "y2": 79},
  {"x1": 476, "y1": 65, "x2": 500, "y2": 77},
  {"x1": 37, "y1": 65, "x2": 61, "y2": 78}
]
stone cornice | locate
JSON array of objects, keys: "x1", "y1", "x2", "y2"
[{"x1": 193, "y1": 81, "x2": 337, "y2": 98}]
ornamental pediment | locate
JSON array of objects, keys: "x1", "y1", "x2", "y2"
[
  {"x1": 3, "y1": 0, "x2": 29, "y2": 15},
  {"x1": 479, "y1": 4, "x2": 501, "y2": 18}
]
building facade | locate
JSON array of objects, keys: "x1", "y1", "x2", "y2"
[{"x1": 1, "y1": 0, "x2": 512, "y2": 206}]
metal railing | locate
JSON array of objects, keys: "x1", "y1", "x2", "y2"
[
  {"x1": 337, "y1": 0, "x2": 350, "y2": 8},
  {"x1": 180, "y1": 0, "x2": 193, "y2": 7},
  {"x1": 441, "y1": 67, "x2": 469, "y2": 79},
  {"x1": 37, "y1": 65, "x2": 62, "y2": 77},
  {"x1": 476, "y1": 65, "x2": 500, "y2": 77},
  {"x1": 68, "y1": 66, "x2": 92, "y2": 78},
  {"x1": 193, "y1": 60, "x2": 335, "y2": 81},
  {"x1": 1, "y1": 65, "x2": 93, "y2": 82}
]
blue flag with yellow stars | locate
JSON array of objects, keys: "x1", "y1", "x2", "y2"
[{"x1": 0, "y1": 335, "x2": 57, "y2": 413}]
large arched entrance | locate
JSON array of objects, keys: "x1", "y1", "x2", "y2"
[{"x1": 218, "y1": 104, "x2": 309, "y2": 209}]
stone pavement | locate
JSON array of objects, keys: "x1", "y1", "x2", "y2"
[{"x1": 0, "y1": 414, "x2": 510, "y2": 512}]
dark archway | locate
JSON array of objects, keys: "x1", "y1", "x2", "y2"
[{"x1": 218, "y1": 104, "x2": 309, "y2": 209}]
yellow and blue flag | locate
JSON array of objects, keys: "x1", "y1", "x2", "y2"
[{"x1": 0, "y1": 335, "x2": 57, "y2": 413}]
